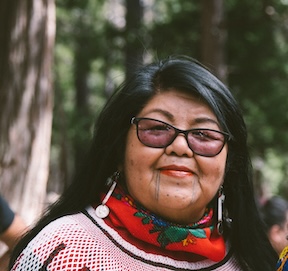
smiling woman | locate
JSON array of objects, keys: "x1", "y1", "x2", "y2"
[{"x1": 9, "y1": 56, "x2": 278, "y2": 270}]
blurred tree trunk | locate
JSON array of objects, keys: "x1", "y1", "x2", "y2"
[
  {"x1": 0, "y1": 0, "x2": 55, "y2": 225},
  {"x1": 200, "y1": 0, "x2": 227, "y2": 83},
  {"x1": 125, "y1": 0, "x2": 144, "y2": 79}
]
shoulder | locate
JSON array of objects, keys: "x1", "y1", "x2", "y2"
[
  {"x1": 10, "y1": 209, "x2": 100, "y2": 271},
  {"x1": 0, "y1": 195, "x2": 15, "y2": 233},
  {"x1": 276, "y1": 246, "x2": 288, "y2": 271}
]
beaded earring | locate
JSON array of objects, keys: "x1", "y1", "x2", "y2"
[
  {"x1": 216, "y1": 185, "x2": 232, "y2": 235},
  {"x1": 217, "y1": 185, "x2": 225, "y2": 235}
]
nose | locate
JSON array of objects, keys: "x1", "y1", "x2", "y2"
[{"x1": 165, "y1": 133, "x2": 194, "y2": 157}]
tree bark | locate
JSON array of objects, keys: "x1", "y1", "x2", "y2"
[
  {"x1": 0, "y1": 0, "x2": 56, "y2": 225},
  {"x1": 200, "y1": 0, "x2": 227, "y2": 83}
]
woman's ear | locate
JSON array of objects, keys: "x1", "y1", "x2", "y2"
[{"x1": 269, "y1": 225, "x2": 283, "y2": 244}]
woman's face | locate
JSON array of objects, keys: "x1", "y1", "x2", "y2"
[{"x1": 123, "y1": 89, "x2": 228, "y2": 224}]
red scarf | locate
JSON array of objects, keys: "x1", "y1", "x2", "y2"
[{"x1": 100, "y1": 185, "x2": 225, "y2": 262}]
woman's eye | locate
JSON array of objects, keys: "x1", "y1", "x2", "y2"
[
  {"x1": 150, "y1": 125, "x2": 169, "y2": 131},
  {"x1": 193, "y1": 131, "x2": 206, "y2": 137},
  {"x1": 192, "y1": 130, "x2": 219, "y2": 140}
]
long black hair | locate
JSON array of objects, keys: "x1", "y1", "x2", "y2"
[{"x1": 9, "y1": 55, "x2": 277, "y2": 270}]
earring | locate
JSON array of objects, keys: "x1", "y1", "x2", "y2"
[
  {"x1": 95, "y1": 171, "x2": 119, "y2": 218},
  {"x1": 216, "y1": 185, "x2": 225, "y2": 235}
]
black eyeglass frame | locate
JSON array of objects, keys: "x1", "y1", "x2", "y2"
[{"x1": 131, "y1": 117, "x2": 231, "y2": 157}]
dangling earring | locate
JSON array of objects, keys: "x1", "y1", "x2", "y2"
[
  {"x1": 216, "y1": 185, "x2": 225, "y2": 235},
  {"x1": 95, "y1": 171, "x2": 119, "y2": 218}
]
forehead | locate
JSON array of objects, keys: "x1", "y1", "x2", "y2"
[
  {"x1": 139, "y1": 89, "x2": 218, "y2": 124},
  {"x1": 146, "y1": 89, "x2": 210, "y2": 109}
]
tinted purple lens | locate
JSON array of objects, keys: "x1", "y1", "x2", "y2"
[
  {"x1": 137, "y1": 119, "x2": 175, "y2": 147},
  {"x1": 187, "y1": 130, "x2": 225, "y2": 156}
]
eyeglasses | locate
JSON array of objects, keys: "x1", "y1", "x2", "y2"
[{"x1": 131, "y1": 117, "x2": 231, "y2": 157}]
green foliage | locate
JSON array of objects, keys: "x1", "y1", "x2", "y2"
[
  {"x1": 226, "y1": 1, "x2": 288, "y2": 158},
  {"x1": 224, "y1": 0, "x2": 288, "y2": 196},
  {"x1": 148, "y1": 1, "x2": 201, "y2": 59}
]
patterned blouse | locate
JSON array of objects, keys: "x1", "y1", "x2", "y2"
[{"x1": 10, "y1": 206, "x2": 243, "y2": 271}]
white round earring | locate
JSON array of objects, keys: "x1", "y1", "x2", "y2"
[
  {"x1": 95, "y1": 181, "x2": 117, "y2": 218},
  {"x1": 95, "y1": 171, "x2": 119, "y2": 218}
]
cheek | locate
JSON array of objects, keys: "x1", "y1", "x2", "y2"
[
  {"x1": 216, "y1": 162, "x2": 226, "y2": 178},
  {"x1": 124, "y1": 129, "x2": 160, "y2": 172},
  {"x1": 125, "y1": 148, "x2": 152, "y2": 180},
  {"x1": 199, "y1": 154, "x2": 227, "y2": 186},
  {"x1": 205, "y1": 159, "x2": 225, "y2": 176},
  {"x1": 124, "y1": 136, "x2": 149, "y2": 182},
  {"x1": 125, "y1": 141, "x2": 142, "y2": 168},
  {"x1": 213, "y1": 151, "x2": 228, "y2": 178},
  {"x1": 124, "y1": 132, "x2": 137, "y2": 166}
]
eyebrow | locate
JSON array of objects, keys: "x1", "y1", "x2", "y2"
[
  {"x1": 193, "y1": 117, "x2": 220, "y2": 126},
  {"x1": 143, "y1": 109, "x2": 220, "y2": 127},
  {"x1": 144, "y1": 109, "x2": 174, "y2": 120}
]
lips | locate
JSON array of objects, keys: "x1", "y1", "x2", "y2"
[{"x1": 159, "y1": 165, "x2": 193, "y2": 177}]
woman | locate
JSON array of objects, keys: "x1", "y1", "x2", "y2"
[{"x1": 9, "y1": 56, "x2": 277, "y2": 270}]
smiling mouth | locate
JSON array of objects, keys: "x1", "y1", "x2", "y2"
[{"x1": 160, "y1": 168, "x2": 193, "y2": 178}]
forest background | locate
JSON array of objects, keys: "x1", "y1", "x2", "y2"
[{"x1": 0, "y1": 0, "x2": 288, "y2": 231}]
